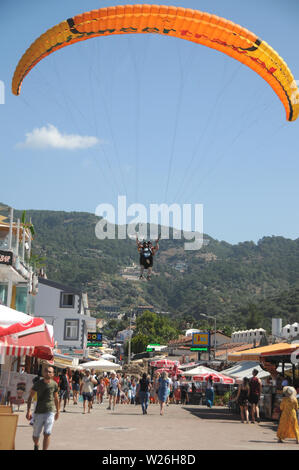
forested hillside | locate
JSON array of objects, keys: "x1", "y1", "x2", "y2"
[{"x1": 12, "y1": 208, "x2": 299, "y2": 332}]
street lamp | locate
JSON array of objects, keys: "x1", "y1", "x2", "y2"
[{"x1": 200, "y1": 314, "x2": 217, "y2": 360}]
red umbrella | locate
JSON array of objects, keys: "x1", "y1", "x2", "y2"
[
  {"x1": 192, "y1": 372, "x2": 234, "y2": 385},
  {"x1": 0, "y1": 318, "x2": 54, "y2": 360},
  {"x1": 150, "y1": 359, "x2": 180, "y2": 368},
  {"x1": 0, "y1": 317, "x2": 45, "y2": 337},
  {"x1": 185, "y1": 365, "x2": 235, "y2": 384}
]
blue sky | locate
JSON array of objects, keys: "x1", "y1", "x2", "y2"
[{"x1": 0, "y1": 0, "x2": 298, "y2": 244}]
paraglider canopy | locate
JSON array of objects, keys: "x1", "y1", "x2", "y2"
[{"x1": 12, "y1": 4, "x2": 299, "y2": 121}]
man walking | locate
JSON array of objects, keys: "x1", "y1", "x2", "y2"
[
  {"x1": 26, "y1": 366, "x2": 60, "y2": 450},
  {"x1": 80, "y1": 369, "x2": 97, "y2": 414},
  {"x1": 249, "y1": 369, "x2": 262, "y2": 423}
]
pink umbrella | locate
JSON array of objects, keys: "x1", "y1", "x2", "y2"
[{"x1": 150, "y1": 359, "x2": 180, "y2": 368}]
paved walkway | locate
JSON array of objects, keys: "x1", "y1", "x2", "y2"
[{"x1": 14, "y1": 399, "x2": 298, "y2": 451}]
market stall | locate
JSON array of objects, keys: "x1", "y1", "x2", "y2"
[
  {"x1": 228, "y1": 342, "x2": 299, "y2": 420},
  {"x1": 182, "y1": 365, "x2": 235, "y2": 405}
]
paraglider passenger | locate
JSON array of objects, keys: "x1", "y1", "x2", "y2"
[{"x1": 136, "y1": 236, "x2": 159, "y2": 280}]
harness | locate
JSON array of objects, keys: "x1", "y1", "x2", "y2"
[{"x1": 140, "y1": 245, "x2": 153, "y2": 268}]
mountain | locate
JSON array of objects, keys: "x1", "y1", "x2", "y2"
[{"x1": 9, "y1": 208, "x2": 299, "y2": 331}]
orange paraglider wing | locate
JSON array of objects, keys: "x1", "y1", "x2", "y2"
[{"x1": 12, "y1": 4, "x2": 299, "y2": 121}]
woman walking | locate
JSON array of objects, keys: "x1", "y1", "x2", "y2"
[
  {"x1": 97, "y1": 377, "x2": 106, "y2": 404},
  {"x1": 72, "y1": 370, "x2": 81, "y2": 405},
  {"x1": 130, "y1": 379, "x2": 137, "y2": 405},
  {"x1": 158, "y1": 371, "x2": 170, "y2": 416},
  {"x1": 153, "y1": 371, "x2": 160, "y2": 404},
  {"x1": 277, "y1": 386, "x2": 299, "y2": 444},
  {"x1": 235, "y1": 377, "x2": 250, "y2": 423},
  {"x1": 66, "y1": 368, "x2": 72, "y2": 405},
  {"x1": 138, "y1": 373, "x2": 151, "y2": 415},
  {"x1": 107, "y1": 371, "x2": 120, "y2": 411}
]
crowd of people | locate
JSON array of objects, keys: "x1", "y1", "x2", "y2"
[
  {"x1": 25, "y1": 366, "x2": 198, "y2": 450},
  {"x1": 52, "y1": 368, "x2": 193, "y2": 415},
  {"x1": 25, "y1": 365, "x2": 299, "y2": 450}
]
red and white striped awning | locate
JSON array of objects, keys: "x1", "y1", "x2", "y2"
[{"x1": 0, "y1": 344, "x2": 35, "y2": 357}]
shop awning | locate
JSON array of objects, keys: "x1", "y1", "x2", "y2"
[
  {"x1": 0, "y1": 306, "x2": 54, "y2": 360},
  {"x1": 81, "y1": 358, "x2": 122, "y2": 371},
  {"x1": 227, "y1": 343, "x2": 297, "y2": 362},
  {"x1": 222, "y1": 361, "x2": 270, "y2": 383},
  {"x1": 53, "y1": 351, "x2": 81, "y2": 369},
  {"x1": 0, "y1": 344, "x2": 35, "y2": 357}
]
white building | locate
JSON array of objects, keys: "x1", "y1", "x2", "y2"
[
  {"x1": 232, "y1": 328, "x2": 266, "y2": 343},
  {"x1": 281, "y1": 322, "x2": 299, "y2": 340},
  {"x1": 34, "y1": 277, "x2": 96, "y2": 351},
  {"x1": 0, "y1": 206, "x2": 37, "y2": 315}
]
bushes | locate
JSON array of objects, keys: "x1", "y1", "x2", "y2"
[{"x1": 214, "y1": 391, "x2": 231, "y2": 406}]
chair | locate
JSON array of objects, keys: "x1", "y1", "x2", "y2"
[{"x1": 0, "y1": 414, "x2": 19, "y2": 449}]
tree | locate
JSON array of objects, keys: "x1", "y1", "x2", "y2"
[
  {"x1": 132, "y1": 310, "x2": 180, "y2": 351},
  {"x1": 130, "y1": 333, "x2": 149, "y2": 354},
  {"x1": 245, "y1": 303, "x2": 262, "y2": 329}
]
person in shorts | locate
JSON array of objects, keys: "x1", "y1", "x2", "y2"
[
  {"x1": 80, "y1": 369, "x2": 97, "y2": 414},
  {"x1": 26, "y1": 366, "x2": 59, "y2": 450},
  {"x1": 107, "y1": 371, "x2": 120, "y2": 410}
]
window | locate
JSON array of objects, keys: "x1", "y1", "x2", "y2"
[
  {"x1": 16, "y1": 286, "x2": 28, "y2": 313},
  {"x1": 60, "y1": 292, "x2": 75, "y2": 308},
  {"x1": 64, "y1": 320, "x2": 79, "y2": 340},
  {"x1": 0, "y1": 283, "x2": 7, "y2": 305}
]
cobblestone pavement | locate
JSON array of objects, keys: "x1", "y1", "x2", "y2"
[{"x1": 13, "y1": 398, "x2": 298, "y2": 451}]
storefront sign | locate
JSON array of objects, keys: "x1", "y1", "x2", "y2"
[
  {"x1": 0, "y1": 250, "x2": 13, "y2": 265},
  {"x1": 87, "y1": 332, "x2": 102, "y2": 347},
  {"x1": 192, "y1": 332, "x2": 210, "y2": 348}
]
